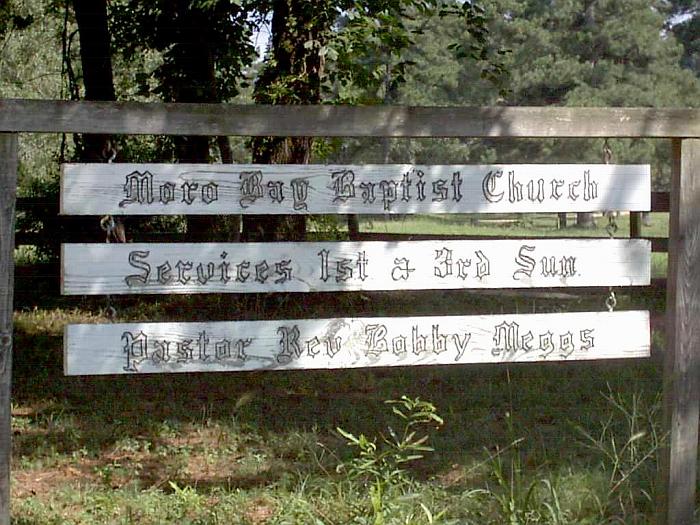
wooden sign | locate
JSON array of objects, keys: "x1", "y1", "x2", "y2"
[
  {"x1": 61, "y1": 239, "x2": 650, "y2": 295},
  {"x1": 64, "y1": 311, "x2": 650, "y2": 375},
  {"x1": 60, "y1": 163, "x2": 651, "y2": 215}
]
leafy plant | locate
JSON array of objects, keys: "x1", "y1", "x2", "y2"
[{"x1": 337, "y1": 396, "x2": 444, "y2": 524}]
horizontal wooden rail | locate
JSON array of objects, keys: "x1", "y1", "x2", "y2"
[
  {"x1": 652, "y1": 191, "x2": 670, "y2": 212},
  {"x1": 2, "y1": 100, "x2": 699, "y2": 138}
]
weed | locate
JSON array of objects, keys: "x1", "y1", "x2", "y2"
[
  {"x1": 480, "y1": 412, "x2": 569, "y2": 525},
  {"x1": 337, "y1": 395, "x2": 445, "y2": 524},
  {"x1": 575, "y1": 386, "x2": 664, "y2": 523}
]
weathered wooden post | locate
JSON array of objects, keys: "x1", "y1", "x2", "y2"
[
  {"x1": 0, "y1": 133, "x2": 18, "y2": 525},
  {"x1": 661, "y1": 138, "x2": 700, "y2": 525}
]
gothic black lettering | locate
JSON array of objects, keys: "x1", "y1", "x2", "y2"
[
  {"x1": 475, "y1": 251, "x2": 490, "y2": 279},
  {"x1": 432, "y1": 179, "x2": 448, "y2": 202},
  {"x1": 451, "y1": 172, "x2": 463, "y2": 202},
  {"x1": 306, "y1": 336, "x2": 321, "y2": 357},
  {"x1": 175, "y1": 260, "x2": 192, "y2": 285},
  {"x1": 318, "y1": 249, "x2": 330, "y2": 282},
  {"x1": 453, "y1": 333, "x2": 471, "y2": 360},
  {"x1": 493, "y1": 321, "x2": 520, "y2": 355},
  {"x1": 391, "y1": 258, "x2": 415, "y2": 281},
  {"x1": 331, "y1": 169, "x2": 356, "y2": 203},
  {"x1": 434, "y1": 247, "x2": 453, "y2": 278},
  {"x1": 267, "y1": 180, "x2": 284, "y2": 203},
  {"x1": 277, "y1": 325, "x2": 302, "y2": 363},
  {"x1": 456, "y1": 258, "x2": 471, "y2": 280},
  {"x1": 568, "y1": 180, "x2": 580, "y2": 201},
  {"x1": 125, "y1": 250, "x2": 151, "y2": 287},
  {"x1": 365, "y1": 324, "x2": 388, "y2": 356},
  {"x1": 274, "y1": 260, "x2": 293, "y2": 284},
  {"x1": 508, "y1": 171, "x2": 523, "y2": 203},
  {"x1": 580, "y1": 329, "x2": 594, "y2": 351},
  {"x1": 122, "y1": 331, "x2": 148, "y2": 372},
  {"x1": 239, "y1": 171, "x2": 264, "y2": 208},
  {"x1": 400, "y1": 172, "x2": 412, "y2": 202},
  {"x1": 527, "y1": 179, "x2": 545, "y2": 203},
  {"x1": 416, "y1": 171, "x2": 426, "y2": 201},
  {"x1": 412, "y1": 326, "x2": 428, "y2": 355},
  {"x1": 196, "y1": 262, "x2": 216, "y2": 285},
  {"x1": 482, "y1": 170, "x2": 504, "y2": 203},
  {"x1": 218, "y1": 252, "x2": 231, "y2": 283},
  {"x1": 559, "y1": 331, "x2": 575, "y2": 357},
  {"x1": 181, "y1": 181, "x2": 198, "y2": 205},
  {"x1": 392, "y1": 335, "x2": 407, "y2": 355},
  {"x1": 120, "y1": 171, "x2": 154, "y2": 207},
  {"x1": 380, "y1": 180, "x2": 398, "y2": 211},
  {"x1": 550, "y1": 179, "x2": 564, "y2": 200},
  {"x1": 513, "y1": 245, "x2": 536, "y2": 281},
  {"x1": 156, "y1": 261, "x2": 172, "y2": 285},
  {"x1": 197, "y1": 331, "x2": 210, "y2": 361},
  {"x1": 176, "y1": 339, "x2": 194, "y2": 363},
  {"x1": 359, "y1": 182, "x2": 376, "y2": 204},
  {"x1": 432, "y1": 325, "x2": 448, "y2": 354},
  {"x1": 255, "y1": 261, "x2": 269, "y2": 283},
  {"x1": 336, "y1": 258, "x2": 353, "y2": 282},
  {"x1": 356, "y1": 251, "x2": 369, "y2": 281},
  {"x1": 539, "y1": 331, "x2": 555, "y2": 358},
  {"x1": 325, "y1": 337, "x2": 342, "y2": 358},
  {"x1": 236, "y1": 261, "x2": 250, "y2": 283},
  {"x1": 583, "y1": 170, "x2": 598, "y2": 201},
  {"x1": 152, "y1": 339, "x2": 172, "y2": 364},
  {"x1": 290, "y1": 178, "x2": 309, "y2": 211},
  {"x1": 201, "y1": 182, "x2": 219, "y2": 204},
  {"x1": 159, "y1": 182, "x2": 176, "y2": 204}
]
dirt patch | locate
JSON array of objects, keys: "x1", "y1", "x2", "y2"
[
  {"x1": 13, "y1": 463, "x2": 98, "y2": 499},
  {"x1": 244, "y1": 497, "x2": 276, "y2": 524}
]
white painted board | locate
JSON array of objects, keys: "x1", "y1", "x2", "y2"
[
  {"x1": 60, "y1": 163, "x2": 651, "y2": 215},
  {"x1": 64, "y1": 311, "x2": 650, "y2": 375},
  {"x1": 61, "y1": 239, "x2": 650, "y2": 295}
]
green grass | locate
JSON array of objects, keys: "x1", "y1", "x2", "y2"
[
  {"x1": 9, "y1": 212, "x2": 682, "y2": 524},
  {"x1": 358, "y1": 212, "x2": 668, "y2": 238}
]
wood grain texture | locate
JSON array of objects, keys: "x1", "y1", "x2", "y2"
[
  {"x1": 660, "y1": 139, "x2": 700, "y2": 525},
  {"x1": 60, "y1": 163, "x2": 651, "y2": 215},
  {"x1": 0, "y1": 134, "x2": 17, "y2": 525},
  {"x1": 61, "y1": 239, "x2": 651, "y2": 295},
  {"x1": 2, "y1": 100, "x2": 699, "y2": 137},
  {"x1": 64, "y1": 311, "x2": 650, "y2": 375}
]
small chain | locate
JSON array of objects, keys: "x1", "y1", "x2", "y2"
[
  {"x1": 603, "y1": 138, "x2": 616, "y2": 312},
  {"x1": 606, "y1": 214, "x2": 618, "y2": 238},
  {"x1": 603, "y1": 138, "x2": 612, "y2": 164},
  {"x1": 100, "y1": 145, "x2": 121, "y2": 321},
  {"x1": 605, "y1": 289, "x2": 617, "y2": 312}
]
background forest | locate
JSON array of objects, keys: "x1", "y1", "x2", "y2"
[
  {"x1": 1, "y1": 0, "x2": 699, "y2": 241},
  {"x1": 1, "y1": 1, "x2": 700, "y2": 524}
]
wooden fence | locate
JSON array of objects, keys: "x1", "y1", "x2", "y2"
[{"x1": 1, "y1": 100, "x2": 699, "y2": 524}]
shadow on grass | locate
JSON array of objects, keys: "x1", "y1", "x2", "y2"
[{"x1": 10, "y1": 284, "x2": 666, "y2": 497}]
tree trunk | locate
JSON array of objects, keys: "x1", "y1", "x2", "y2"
[
  {"x1": 243, "y1": 0, "x2": 334, "y2": 242},
  {"x1": 71, "y1": 0, "x2": 119, "y2": 244},
  {"x1": 576, "y1": 212, "x2": 596, "y2": 228},
  {"x1": 166, "y1": 9, "x2": 221, "y2": 241},
  {"x1": 73, "y1": 0, "x2": 115, "y2": 162}
]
